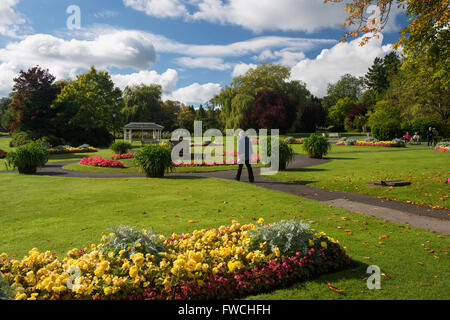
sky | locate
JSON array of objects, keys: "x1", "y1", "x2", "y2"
[{"x1": 0, "y1": 0, "x2": 408, "y2": 104}]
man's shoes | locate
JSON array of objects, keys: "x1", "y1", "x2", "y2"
[{"x1": 235, "y1": 177, "x2": 240, "y2": 181}]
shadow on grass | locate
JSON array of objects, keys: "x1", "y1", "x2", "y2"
[
  {"x1": 324, "y1": 156, "x2": 357, "y2": 160},
  {"x1": 49, "y1": 154, "x2": 89, "y2": 161},
  {"x1": 284, "y1": 167, "x2": 327, "y2": 173}
]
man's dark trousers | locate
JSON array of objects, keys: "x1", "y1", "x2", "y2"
[{"x1": 236, "y1": 161, "x2": 254, "y2": 182}]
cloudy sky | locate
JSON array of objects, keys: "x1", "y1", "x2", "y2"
[{"x1": 0, "y1": 0, "x2": 407, "y2": 103}]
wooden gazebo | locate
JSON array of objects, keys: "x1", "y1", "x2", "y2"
[{"x1": 123, "y1": 122, "x2": 164, "y2": 145}]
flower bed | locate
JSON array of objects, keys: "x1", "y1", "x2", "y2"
[
  {"x1": 286, "y1": 140, "x2": 304, "y2": 145},
  {"x1": 48, "y1": 147, "x2": 98, "y2": 155},
  {"x1": 80, "y1": 156, "x2": 124, "y2": 168},
  {"x1": 0, "y1": 151, "x2": 7, "y2": 159},
  {"x1": 0, "y1": 219, "x2": 351, "y2": 300},
  {"x1": 111, "y1": 153, "x2": 134, "y2": 160},
  {"x1": 434, "y1": 146, "x2": 449, "y2": 153}
]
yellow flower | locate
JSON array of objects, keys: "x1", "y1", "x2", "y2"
[
  {"x1": 320, "y1": 241, "x2": 327, "y2": 249},
  {"x1": 309, "y1": 239, "x2": 314, "y2": 247},
  {"x1": 103, "y1": 287, "x2": 113, "y2": 295},
  {"x1": 15, "y1": 293, "x2": 28, "y2": 300},
  {"x1": 257, "y1": 218, "x2": 264, "y2": 224},
  {"x1": 129, "y1": 266, "x2": 138, "y2": 278}
]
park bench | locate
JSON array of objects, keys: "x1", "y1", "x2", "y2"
[
  {"x1": 140, "y1": 138, "x2": 158, "y2": 146},
  {"x1": 328, "y1": 133, "x2": 340, "y2": 138}
]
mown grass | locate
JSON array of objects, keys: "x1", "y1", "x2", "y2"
[
  {"x1": 270, "y1": 149, "x2": 450, "y2": 209},
  {"x1": 0, "y1": 173, "x2": 448, "y2": 299}
]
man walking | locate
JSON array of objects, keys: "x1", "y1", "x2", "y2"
[
  {"x1": 235, "y1": 131, "x2": 255, "y2": 183},
  {"x1": 426, "y1": 127, "x2": 433, "y2": 148}
]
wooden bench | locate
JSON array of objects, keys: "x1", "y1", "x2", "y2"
[{"x1": 141, "y1": 138, "x2": 158, "y2": 146}]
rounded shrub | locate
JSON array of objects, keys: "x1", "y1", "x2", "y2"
[
  {"x1": 110, "y1": 141, "x2": 133, "y2": 154},
  {"x1": 370, "y1": 119, "x2": 403, "y2": 141},
  {"x1": 302, "y1": 134, "x2": 331, "y2": 159},
  {"x1": 134, "y1": 144, "x2": 173, "y2": 178},
  {"x1": 10, "y1": 131, "x2": 33, "y2": 147},
  {"x1": 5, "y1": 142, "x2": 49, "y2": 174}
]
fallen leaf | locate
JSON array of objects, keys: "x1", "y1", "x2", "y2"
[
  {"x1": 188, "y1": 220, "x2": 199, "y2": 223},
  {"x1": 327, "y1": 283, "x2": 344, "y2": 293}
]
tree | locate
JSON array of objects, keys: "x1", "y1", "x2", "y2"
[
  {"x1": 328, "y1": 97, "x2": 358, "y2": 131},
  {"x1": 0, "y1": 96, "x2": 12, "y2": 130},
  {"x1": 214, "y1": 63, "x2": 312, "y2": 130},
  {"x1": 9, "y1": 66, "x2": 59, "y2": 135},
  {"x1": 298, "y1": 97, "x2": 327, "y2": 132},
  {"x1": 52, "y1": 67, "x2": 123, "y2": 147},
  {"x1": 364, "y1": 52, "x2": 402, "y2": 94},
  {"x1": 326, "y1": 74, "x2": 364, "y2": 106},
  {"x1": 367, "y1": 100, "x2": 403, "y2": 140},
  {"x1": 324, "y1": 0, "x2": 448, "y2": 53},
  {"x1": 122, "y1": 84, "x2": 163, "y2": 123},
  {"x1": 176, "y1": 105, "x2": 196, "y2": 132},
  {"x1": 244, "y1": 89, "x2": 296, "y2": 132},
  {"x1": 160, "y1": 100, "x2": 182, "y2": 132}
]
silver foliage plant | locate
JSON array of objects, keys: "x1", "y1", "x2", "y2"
[
  {"x1": 101, "y1": 225, "x2": 167, "y2": 262},
  {"x1": 0, "y1": 275, "x2": 12, "y2": 300},
  {"x1": 247, "y1": 220, "x2": 315, "y2": 256}
]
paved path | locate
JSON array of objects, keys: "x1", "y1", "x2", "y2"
[{"x1": 3, "y1": 152, "x2": 449, "y2": 234}]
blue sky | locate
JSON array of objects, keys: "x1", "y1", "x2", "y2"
[{"x1": 0, "y1": 0, "x2": 408, "y2": 103}]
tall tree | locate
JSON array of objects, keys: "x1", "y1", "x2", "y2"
[
  {"x1": 122, "y1": 84, "x2": 162, "y2": 123},
  {"x1": 52, "y1": 67, "x2": 123, "y2": 146},
  {"x1": 160, "y1": 100, "x2": 182, "y2": 132},
  {"x1": 244, "y1": 89, "x2": 296, "y2": 132},
  {"x1": 9, "y1": 66, "x2": 59, "y2": 135},
  {"x1": 326, "y1": 74, "x2": 364, "y2": 106},
  {"x1": 364, "y1": 52, "x2": 402, "y2": 94}
]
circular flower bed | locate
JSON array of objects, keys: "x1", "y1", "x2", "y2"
[
  {"x1": 80, "y1": 156, "x2": 124, "y2": 168},
  {"x1": 0, "y1": 219, "x2": 352, "y2": 300}
]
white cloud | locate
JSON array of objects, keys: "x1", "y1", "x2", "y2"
[
  {"x1": 111, "y1": 69, "x2": 178, "y2": 94},
  {"x1": 123, "y1": 1, "x2": 406, "y2": 35},
  {"x1": 190, "y1": 0, "x2": 349, "y2": 33},
  {"x1": 290, "y1": 34, "x2": 393, "y2": 97},
  {"x1": 168, "y1": 82, "x2": 222, "y2": 104},
  {"x1": 174, "y1": 57, "x2": 231, "y2": 70},
  {"x1": 0, "y1": 30, "x2": 157, "y2": 80},
  {"x1": 231, "y1": 63, "x2": 257, "y2": 78},
  {"x1": 123, "y1": 0, "x2": 188, "y2": 18},
  {"x1": 0, "y1": 0, "x2": 27, "y2": 37}
]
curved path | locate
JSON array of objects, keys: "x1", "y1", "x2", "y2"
[{"x1": 3, "y1": 152, "x2": 450, "y2": 234}]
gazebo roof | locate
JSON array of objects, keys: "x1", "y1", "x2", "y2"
[{"x1": 124, "y1": 122, "x2": 164, "y2": 130}]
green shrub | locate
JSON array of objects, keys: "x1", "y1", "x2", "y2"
[
  {"x1": 279, "y1": 141, "x2": 294, "y2": 170},
  {"x1": 302, "y1": 134, "x2": 331, "y2": 159},
  {"x1": 247, "y1": 220, "x2": 314, "y2": 256},
  {"x1": 134, "y1": 144, "x2": 174, "y2": 178},
  {"x1": 10, "y1": 131, "x2": 33, "y2": 147},
  {"x1": 35, "y1": 135, "x2": 66, "y2": 148},
  {"x1": 5, "y1": 142, "x2": 49, "y2": 174},
  {"x1": 101, "y1": 226, "x2": 167, "y2": 262},
  {"x1": 110, "y1": 141, "x2": 133, "y2": 154},
  {"x1": 370, "y1": 119, "x2": 403, "y2": 140}
]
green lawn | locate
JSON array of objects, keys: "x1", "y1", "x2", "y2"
[
  {"x1": 271, "y1": 149, "x2": 450, "y2": 209},
  {"x1": 0, "y1": 173, "x2": 448, "y2": 299}
]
